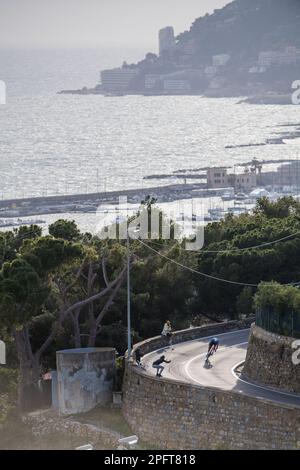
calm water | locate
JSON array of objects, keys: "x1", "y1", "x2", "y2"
[{"x1": 0, "y1": 48, "x2": 300, "y2": 201}]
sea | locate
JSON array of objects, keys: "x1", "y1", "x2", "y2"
[{"x1": 0, "y1": 48, "x2": 300, "y2": 233}]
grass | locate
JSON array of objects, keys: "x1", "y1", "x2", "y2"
[
  {"x1": 75, "y1": 405, "x2": 162, "y2": 450},
  {"x1": 75, "y1": 405, "x2": 132, "y2": 437}
]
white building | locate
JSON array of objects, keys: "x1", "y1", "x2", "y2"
[
  {"x1": 212, "y1": 54, "x2": 231, "y2": 67},
  {"x1": 159, "y1": 27, "x2": 176, "y2": 56},
  {"x1": 258, "y1": 48, "x2": 300, "y2": 67},
  {"x1": 207, "y1": 167, "x2": 256, "y2": 191},
  {"x1": 204, "y1": 66, "x2": 218, "y2": 77},
  {"x1": 145, "y1": 74, "x2": 163, "y2": 90},
  {"x1": 249, "y1": 66, "x2": 267, "y2": 74},
  {"x1": 163, "y1": 79, "x2": 191, "y2": 93},
  {"x1": 101, "y1": 68, "x2": 138, "y2": 93}
]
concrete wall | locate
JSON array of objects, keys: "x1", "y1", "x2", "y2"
[
  {"x1": 122, "y1": 320, "x2": 300, "y2": 450},
  {"x1": 243, "y1": 324, "x2": 300, "y2": 394},
  {"x1": 57, "y1": 348, "x2": 116, "y2": 415}
]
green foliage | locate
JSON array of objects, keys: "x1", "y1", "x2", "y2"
[
  {"x1": 20, "y1": 236, "x2": 83, "y2": 273},
  {"x1": 254, "y1": 196, "x2": 299, "y2": 219},
  {"x1": 0, "y1": 368, "x2": 18, "y2": 424},
  {"x1": 2, "y1": 196, "x2": 300, "y2": 374},
  {"x1": 236, "y1": 287, "x2": 254, "y2": 317},
  {"x1": 0, "y1": 368, "x2": 18, "y2": 395},
  {"x1": 254, "y1": 282, "x2": 300, "y2": 314},
  {"x1": 0, "y1": 258, "x2": 47, "y2": 326},
  {"x1": 49, "y1": 219, "x2": 80, "y2": 241},
  {"x1": 254, "y1": 281, "x2": 300, "y2": 337}
]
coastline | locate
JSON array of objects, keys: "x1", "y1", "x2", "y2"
[{"x1": 58, "y1": 87, "x2": 295, "y2": 105}]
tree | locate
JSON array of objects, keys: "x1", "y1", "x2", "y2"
[
  {"x1": 0, "y1": 237, "x2": 83, "y2": 409},
  {"x1": 49, "y1": 219, "x2": 80, "y2": 241},
  {"x1": 254, "y1": 196, "x2": 299, "y2": 219},
  {"x1": 0, "y1": 233, "x2": 128, "y2": 410},
  {"x1": 236, "y1": 287, "x2": 254, "y2": 317},
  {"x1": 52, "y1": 254, "x2": 127, "y2": 349}
]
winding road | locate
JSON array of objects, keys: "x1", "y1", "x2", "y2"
[{"x1": 141, "y1": 329, "x2": 300, "y2": 408}]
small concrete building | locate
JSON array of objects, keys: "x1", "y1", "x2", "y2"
[{"x1": 56, "y1": 347, "x2": 116, "y2": 415}]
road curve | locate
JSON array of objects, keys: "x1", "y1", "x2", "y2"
[{"x1": 141, "y1": 329, "x2": 300, "y2": 408}]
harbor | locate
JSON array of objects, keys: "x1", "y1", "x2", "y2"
[{"x1": 1, "y1": 158, "x2": 300, "y2": 231}]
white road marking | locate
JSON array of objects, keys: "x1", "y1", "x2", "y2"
[
  {"x1": 231, "y1": 361, "x2": 300, "y2": 400},
  {"x1": 184, "y1": 342, "x2": 248, "y2": 385},
  {"x1": 142, "y1": 328, "x2": 250, "y2": 362},
  {"x1": 141, "y1": 329, "x2": 300, "y2": 407}
]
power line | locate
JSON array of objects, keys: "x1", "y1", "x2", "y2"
[
  {"x1": 144, "y1": 230, "x2": 300, "y2": 253},
  {"x1": 137, "y1": 238, "x2": 300, "y2": 288}
]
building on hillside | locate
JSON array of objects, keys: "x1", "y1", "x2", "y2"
[
  {"x1": 249, "y1": 66, "x2": 267, "y2": 74},
  {"x1": 212, "y1": 54, "x2": 231, "y2": 67},
  {"x1": 204, "y1": 66, "x2": 218, "y2": 77},
  {"x1": 163, "y1": 79, "x2": 191, "y2": 93},
  {"x1": 159, "y1": 27, "x2": 176, "y2": 57},
  {"x1": 145, "y1": 74, "x2": 164, "y2": 90},
  {"x1": 101, "y1": 68, "x2": 138, "y2": 93},
  {"x1": 258, "y1": 47, "x2": 300, "y2": 67}
]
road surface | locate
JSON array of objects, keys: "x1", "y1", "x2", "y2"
[{"x1": 141, "y1": 329, "x2": 300, "y2": 408}]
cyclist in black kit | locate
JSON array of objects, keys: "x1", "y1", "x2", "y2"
[{"x1": 205, "y1": 337, "x2": 219, "y2": 363}]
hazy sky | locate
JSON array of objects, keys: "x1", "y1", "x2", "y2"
[{"x1": 0, "y1": 0, "x2": 230, "y2": 50}]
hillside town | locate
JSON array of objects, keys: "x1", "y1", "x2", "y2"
[
  {"x1": 99, "y1": 29, "x2": 300, "y2": 97},
  {"x1": 60, "y1": 1, "x2": 300, "y2": 100}
]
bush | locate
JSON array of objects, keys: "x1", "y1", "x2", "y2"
[
  {"x1": 0, "y1": 368, "x2": 18, "y2": 424},
  {"x1": 0, "y1": 368, "x2": 18, "y2": 395}
]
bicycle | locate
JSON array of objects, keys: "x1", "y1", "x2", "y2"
[{"x1": 204, "y1": 348, "x2": 215, "y2": 365}]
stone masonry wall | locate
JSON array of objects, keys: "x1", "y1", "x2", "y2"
[
  {"x1": 122, "y1": 319, "x2": 300, "y2": 450},
  {"x1": 23, "y1": 409, "x2": 120, "y2": 449},
  {"x1": 243, "y1": 324, "x2": 300, "y2": 393}
]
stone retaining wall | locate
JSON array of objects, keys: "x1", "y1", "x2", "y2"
[
  {"x1": 122, "y1": 319, "x2": 300, "y2": 450},
  {"x1": 243, "y1": 324, "x2": 300, "y2": 393},
  {"x1": 23, "y1": 409, "x2": 120, "y2": 449}
]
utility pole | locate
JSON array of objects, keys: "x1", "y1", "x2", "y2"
[{"x1": 127, "y1": 225, "x2": 132, "y2": 361}]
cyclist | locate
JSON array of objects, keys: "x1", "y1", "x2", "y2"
[{"x1": 207, "y1": 337, "x2": 219, "y2": 359}]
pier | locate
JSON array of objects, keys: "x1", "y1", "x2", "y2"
[{"x1": 0, "y1": 182, "x2": 223, "y2": 218}]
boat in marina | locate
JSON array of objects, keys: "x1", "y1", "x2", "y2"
[
  {"x1": 221, "y1": 191, "x2": 235, "y2": 201},
  {"x1": 235, "y1": 192, "x2": 247, "y2": 200}
]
